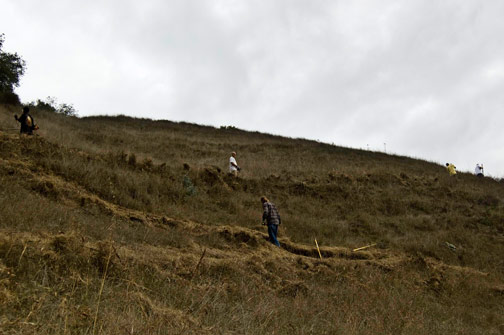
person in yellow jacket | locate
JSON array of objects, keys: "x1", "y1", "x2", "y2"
[
  {"x1": 14, "y1": 107, "x2": 38, "y2": 135},
  {"x1": 445, "y1": 163, "x2": 457, "y2": 176}
]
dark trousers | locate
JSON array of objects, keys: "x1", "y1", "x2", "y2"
[{"x1": 267, "y1": 224, "x2": 280, "y2": 247}]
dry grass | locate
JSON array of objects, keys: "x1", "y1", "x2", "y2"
[{"x1": 1, "y1": 104, "x2": 504, "y2": 334}]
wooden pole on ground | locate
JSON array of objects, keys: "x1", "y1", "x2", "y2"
[
  {"x1": 352, "y1": 243, "x2": 376, "y2": 252},
  {"x1": 314, "y1": 239, "x2": 322, "y2": 259}
]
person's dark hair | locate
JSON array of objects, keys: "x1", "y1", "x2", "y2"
[
  {"x1": 260, "y1": 196, "x2": 269, "y2": 203},
  {"x1": 23, "y1": 106, "x2": 29, "y2": 113}
]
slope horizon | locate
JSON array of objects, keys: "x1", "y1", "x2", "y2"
[{"x1": 34, "y1": 109, "x2": 498, "y2": 179}]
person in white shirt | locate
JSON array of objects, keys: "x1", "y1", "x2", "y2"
[
  {"x1": 475, "y1": 164, "x2": 484, "y2": 177},
  {"x1": 229, "y1": 151, "x2": 240, "y2": 176}
]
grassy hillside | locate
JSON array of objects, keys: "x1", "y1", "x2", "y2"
[{"x1": 1, "y1": 104, "x2": 503, "y2": 334}]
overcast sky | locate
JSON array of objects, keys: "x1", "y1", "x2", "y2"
[{"x1": 2, "y1": 1, "x2": 504, "y2": 176}]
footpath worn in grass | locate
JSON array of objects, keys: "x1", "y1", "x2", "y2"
[{"x1": 1, "y1": 104, "x2": 503, "y2": 334}]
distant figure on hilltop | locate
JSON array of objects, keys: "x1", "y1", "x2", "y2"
[
  {"x1": 475, "y1": 164, "x2": 484, "y2": 177},
  {"x1": 261, "y1": 196, "x2": 281, "y2": 247},
  {"x1": 229, "y1": 151, "x2": 241, "y2": 176},
  {"x1": 446, "y1": 163, "x2": 457, "y2": 176},
  {"x1": 14, "y1": 106, "x2": 37, "y2": 135}
]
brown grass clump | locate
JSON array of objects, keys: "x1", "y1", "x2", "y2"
[{"x1": 1, "y1": 104, "x2": 504, "y2": 334}]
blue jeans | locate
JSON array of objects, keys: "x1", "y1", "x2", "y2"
[{"x1": 267, "y1": 224, "x2": 280, "y2": 247}]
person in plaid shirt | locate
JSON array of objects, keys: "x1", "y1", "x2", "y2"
[{"x1": 261, "y1": 196, "x2": 281, "y2": 247}]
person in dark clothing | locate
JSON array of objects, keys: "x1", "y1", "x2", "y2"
[
  {"x1": 261, "y1": 196, "x2": 281, "y2": 247},
  {"x1": 14, "y1": 106, "x2": 37, "y2": 135}
]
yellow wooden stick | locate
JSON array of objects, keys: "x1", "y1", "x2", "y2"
[
  {"x1": 315, "y1": 239, "x2": 322, "y2": 259},
  {"x1": 352, "y1": 243, "x2": 376, "y2": 252}
]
